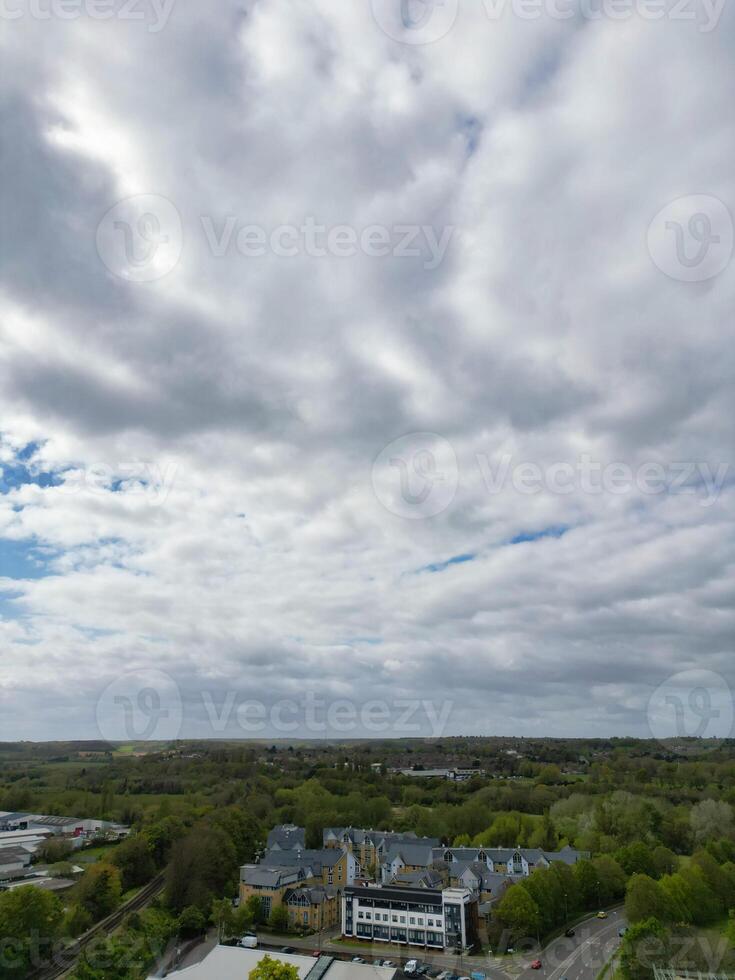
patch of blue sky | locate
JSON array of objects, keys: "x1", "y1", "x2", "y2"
[
  {"x1": 508, "y1": 525, "x2": 569, "y2": 545},
  {"x1": 0, "y1": 538, "x2": 56, "y2": 580},
  {"x1": 0, "y1": 440, "x2": 63, "y2": 494},
  {"x1": 419, "y1": 552, "x2": 476, "y2": 574}
]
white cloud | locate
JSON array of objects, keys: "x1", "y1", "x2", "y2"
[{"x1": 0, "y1": 0, "x2": 733, "y2": 740}]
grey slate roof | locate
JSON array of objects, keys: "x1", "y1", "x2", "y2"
[
  {"x1": 260, "y1": 848, "x2": 345, "y2": 872},
  {"x1": 267, "y1": 825, "x2": 306, "y2": 850}
]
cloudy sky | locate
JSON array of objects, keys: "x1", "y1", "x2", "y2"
[{"x1": 1, "y1": 0, "x2": 733, "y2": 742}]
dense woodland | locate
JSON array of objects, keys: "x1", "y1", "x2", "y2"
[{"x1": 1, "y1": 736, "x2": 735, "y2": 978}]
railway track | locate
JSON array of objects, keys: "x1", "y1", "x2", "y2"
[{"x1": 28, "y1": 871, "x2": 166, "y2": 980}]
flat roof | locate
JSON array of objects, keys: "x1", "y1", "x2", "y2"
[
  {"x1": 347, "y1": 884, "x2": 443, "y2": 905},
  {"x1": 150, "y1": 946, "x2": 397, "y2": 980},
  {"x1": 153, "y1": 947, "x2": 312, "y2": 979}
]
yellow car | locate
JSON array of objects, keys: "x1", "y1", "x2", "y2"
[{"x1": 597, "y1": 911, "x2": 608, "y2": 919}]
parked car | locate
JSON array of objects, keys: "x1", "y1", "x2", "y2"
[
  {"x1": 238, "y1": 935, "x2": 257, "y2": 949},
  {"x1": 565, "y1": 928, "x2": 575, "y2": 937},
  {"x1": 597, "y1": 911, "x2": 608, "y2": 919},
  {"x1": 281, "y1": 946, "x2": 296, "y2": 953},
  {"x1": 531, "y1": 959, "x2": 543, "y2": 969},
  {"x1": 404, "y1": 961, "x2": 419, "y2": 976}
]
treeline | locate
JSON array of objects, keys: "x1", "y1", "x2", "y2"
[
  {"x1": 494, "y1": 854, "x2": 627, "y2": 942},
  {"x1": 0, "y1": 805, "x2": 261, "y2": 980},
  {"x1": 620, "y1": 843, "x2": 735, "y2": 980}
]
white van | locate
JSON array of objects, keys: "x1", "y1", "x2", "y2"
[
  {"x1": 239, "y1": 935, "x2": 258, "y2": 949},
  {"x1": 404, "y1": 961, "x2": 419, "y2": 975}
]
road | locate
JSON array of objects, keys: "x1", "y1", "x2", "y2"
[{"x1": 510, "y1": 912, "x2": 626, "y2": 980}]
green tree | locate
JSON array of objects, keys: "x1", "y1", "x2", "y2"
[
  {"x1": 74, "y1": 935, "x2": 147, "y2": 979},
  {"x1": 211, "y1": 897, "x2": 235, "y2": 941},
  {"x1": 593, "y1": 855, "x2": 626, "y2": 903},
  {"x1": 625, "y1": 875, "x2": 671, "y2": 924},
  {"x1": 0, "y1": 886, "x2": 63, "y2": 979},
  {"x1": 650, "y1": 846, "x2": 678, "y2": 878},
  {"x1": 574, "y1": 859, "x2": 601, "y2": 907},
  {"x1": 249, "y1": 954, "x2": 300, "y2": 979},
  {"x1": 616, "y1": 842, "x2": 656, "y2": 878},
  {"x1": 619, "y1": 917, "x2": 671, "y2": 980},
  {"x1": 245, "y1": 894, "x2": 266, "y2": 926},
  {"x1": 177, "y1": 905, "x2": 208, "y2": 937},
  {"x1": 268, "y1": 904, "x2": 289, "y2": 934},
  {"x1": 529, "y1": 812, "x2": 558, "y2": 851},
  {"x1": 37, "y1": 837, "x2": 74, "y2": 864},
  {"x1": 165, "y1": 826, "x2": 237, "y2": 912},
  {"x1": 110, "y1": 835, "x2": 156, "y2": 892},
  {"x1": 690, "y1": 800, "x2": 733, "y2": 844},
  {"x1": 64, "y1": 902, "x2": 93, "y2": 938},
  {"x1": 496, "y1": 884, "x2": 541, "y2": 939},
  {"x1": 76, "y1": 863, "x2": 123, "y2": 922}
]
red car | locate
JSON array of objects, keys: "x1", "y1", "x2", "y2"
[{"x1": 531, "y1": 960, "x2": 543, "y2": 969}]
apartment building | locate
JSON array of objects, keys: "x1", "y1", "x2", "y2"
[{"x1": 342, "y1": 884, "x2": 479, "y2": 951}]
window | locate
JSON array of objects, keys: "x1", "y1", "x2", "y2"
[{"x1": 409, "y1": 917, "x2": 415, "y2": 925}]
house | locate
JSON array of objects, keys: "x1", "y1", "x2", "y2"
[
  {"x1": 260, "y1": 847, "x2": 358, "y2": 889},
  {"x1": 323, "y1": 827, "x2": 439, "y2": 875},
  {"x1": 267, "y1": 824, "x2": 306, "y2": 851},
  {"x1": 239, "y1": 865, "x2": 307, "y2": 919},
  {"x1": 388, "y1": 868, "x2": 444, "y2": 890},
  {"x1": 433, "y1": 844, "x2": 588, "y2": 878},
  {"x1": 284, "y1": 885, "x2": 339, "y2": 931},
  {"x1": 380, "y1": 841, "x2": 437, "y2": 883},
  {"x1": 343, "y1": 884, "x2": 479, "y2": 951}
]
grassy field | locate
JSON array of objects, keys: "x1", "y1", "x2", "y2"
[{"x1": 75, "y1": 844, "x2": 119, "y2": 864}]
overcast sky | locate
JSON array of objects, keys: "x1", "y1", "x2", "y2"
[{"x1": 0, "y1": 0, "x2": 733, "y2": 743}]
